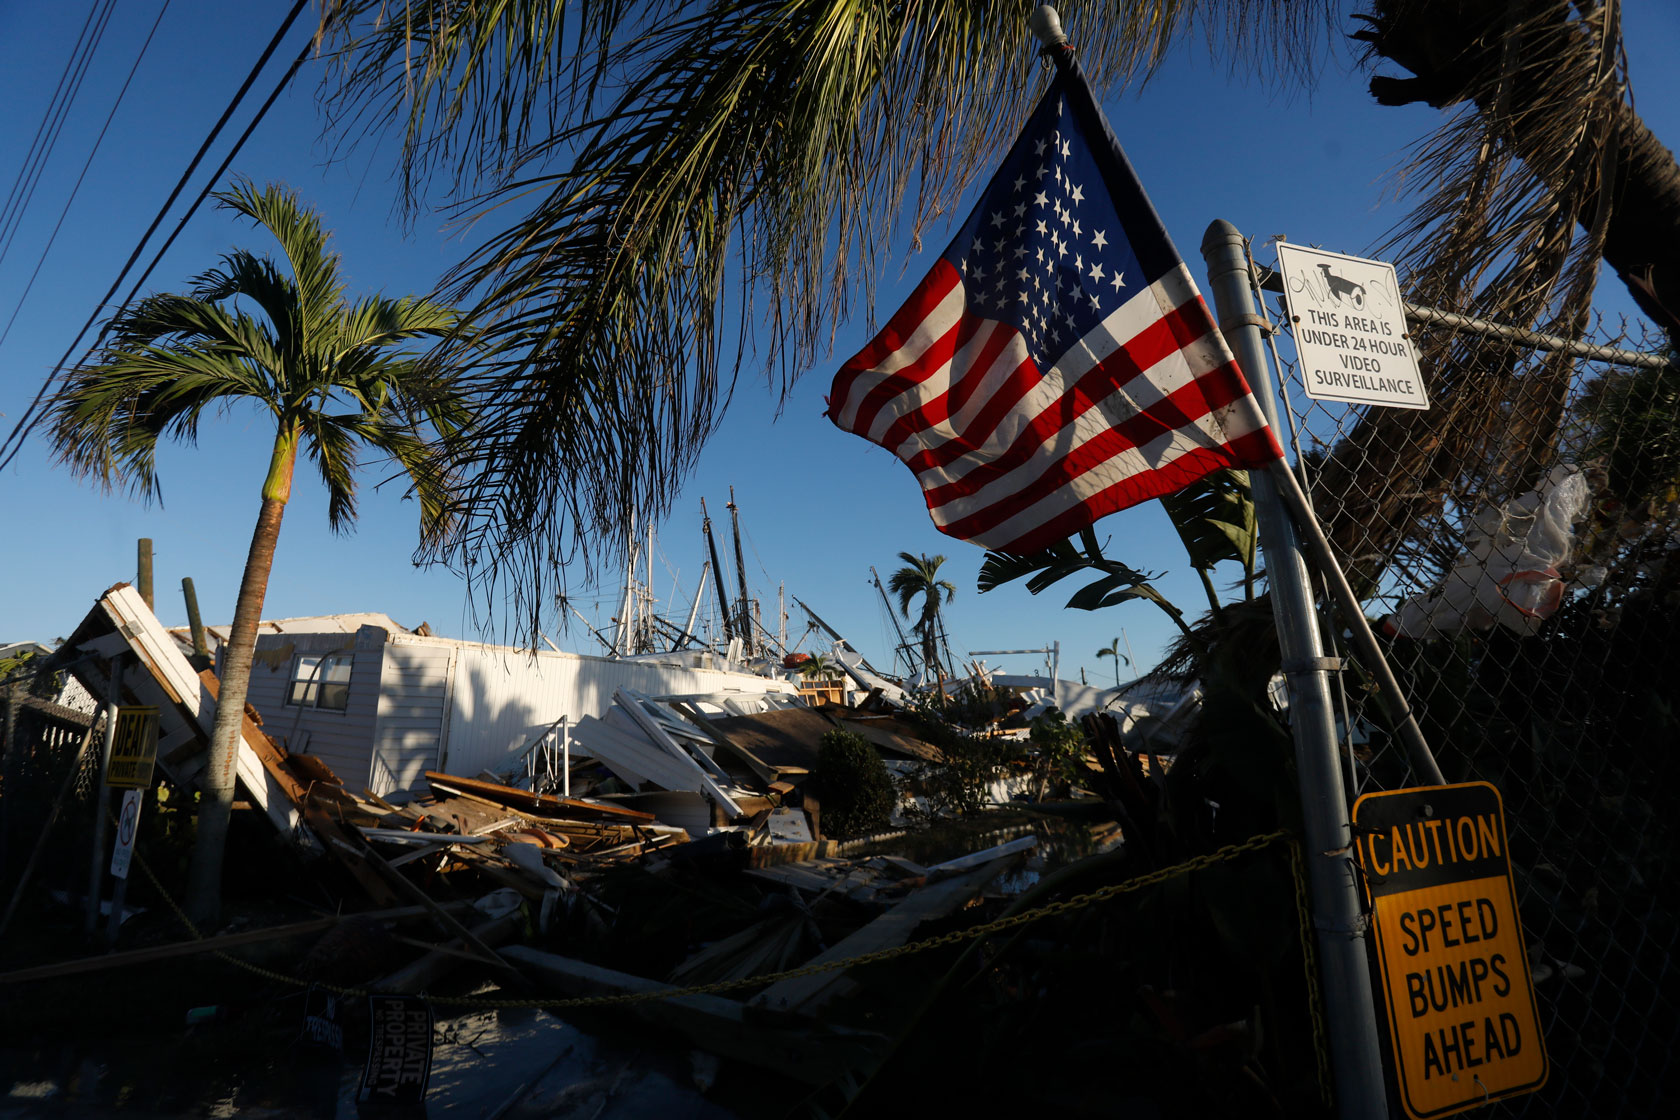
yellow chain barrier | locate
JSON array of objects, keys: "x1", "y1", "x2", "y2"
[{"x1": 130, "y1": 826, "x2": 1330, "y2": 1097}]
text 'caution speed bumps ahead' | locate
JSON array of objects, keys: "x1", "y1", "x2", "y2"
[{"x1": 1353, "y1": 782, "x2": 1547, "y2": 1118}]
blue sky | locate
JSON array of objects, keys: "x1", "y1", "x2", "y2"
[{"x1": 3, "y1": 2, "x2": 1677, "y2": 688}]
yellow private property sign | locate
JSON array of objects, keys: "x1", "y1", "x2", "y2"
[
  {"x1": 107, "y1": 706, "x2": 160, "y2": 790},
  {"x1": 1353, "y1": 782, "x2": 1547, "y2": 1118}
]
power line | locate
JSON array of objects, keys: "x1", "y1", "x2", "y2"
[
  {"x1": 0, "y1": 0, "x2": 117, "y2": 271},
  {"x1": 0, "y1": 0, "x2": 311, "y2": 474},
  {"x1": 0, "y1": 1, "x2": 173, "y2": 353}
]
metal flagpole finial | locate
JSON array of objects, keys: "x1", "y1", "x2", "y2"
[{"x1": 1030, "y1": 5, "x2": 1068, "y2": 49}]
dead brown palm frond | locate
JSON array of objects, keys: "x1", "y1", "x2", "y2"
[
  {"x1": 1307, "y1": 0, "x2": 1635, "y2": 582},
  {"x1": 314, "y1": 1, "x2": 1333, "y2": 642}
]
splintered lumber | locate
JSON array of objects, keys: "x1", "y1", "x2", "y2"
[
  {"x1": 304, "y1": 799, "x2": 402, "y2": 906},
  {"x1": 925, "y1": 834, "x2": 1038, "y2": 877},
  {"x1": 0, "y1": 903, "x2": 473, "y2": 985},
  {"x1": 424, "y1": 770, "x2": 657, "y2": 824},
  {"x1": 325, "y1": 814, "x2": 527, "y2": 990},
  {"x1": 374, "y1": 910, "x2": 526, "y2": 995},
  {"x1": 750, "y1": 858, "x2": 1024, "y2": 1016},
  {"x1": 830, "y1": 714, "x2": 944, "y2": 762},
  {"x1": 499, "y1": 945, "x2": 884, "y2": 1084}
]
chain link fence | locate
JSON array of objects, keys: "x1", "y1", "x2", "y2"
[{"x1": 1254, "y1": 259, "x2": 1678, "y2": 1117}]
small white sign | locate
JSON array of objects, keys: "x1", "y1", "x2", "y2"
[
  {"x1": 110, "y1": 788, "x2": 143, "y2": 880},
  {"x1": 1276, "y1": 243, "x2": 1428, "y2": 410}
]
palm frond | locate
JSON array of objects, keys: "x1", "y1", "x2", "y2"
[
  {"x1": 299, "y1": 411, "x2": 364, "y2": 531},
  {"x1": 1311, "y1": 0, "x2": 1633, "y2": 584},
  {"x1": 214, "y1": 178, "x2": 348, "y2": 350},
  {"x1": 319, "y1": 0, "x2": 1329, "y2": 642}
]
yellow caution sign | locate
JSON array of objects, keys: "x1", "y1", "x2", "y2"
[
  {"x1": 1353, "y1": 782, "x2": 1547, "y2": 1118},
  {"x1": 107, "y1": 706, "x2": 159, "y2": 790}
]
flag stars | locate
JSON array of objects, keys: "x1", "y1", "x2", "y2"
[
  {"x1": 1089, "y1": 262, "x2": 1105, "y2": 283},
  {"x1": 1035, "y1": 163, "x2": 1049, "y2": 180},
  {"x1": 990, "y1": 210, "x2": 1005, "y2": 229},
  {"x1": 1033, "y1": 190, "x2": 1049, "y2": 207},
  {"x1": 1061, "y1": 138, "x2": 1072, "y2": 158},
  {"x1": 1091, "y1": 230, "x2": 1108, "y2": 250},
  {"x1": 1088, "y1": 291, "x2": 1101, "y2": 311},
  {"x1": 1033, "y1": 138, "x2": 1047, "y2": 157},
  {"x1": 1070, "y1": 184, "x2": 1085, "y2": 205},
  {"x1": 1035, "y1": 219, "x2": 1048, "y2": 235},
  {"x1": 1072, "y1": 220, "x2": 1082, "y2": 238},
  {"x1": 1110, "y1": 271, "x2": 1126, "y2": 291}
]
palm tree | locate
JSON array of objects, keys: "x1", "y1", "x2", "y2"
[
  {"x1": 315, "y1": 0, "x2": 1680, "y2": 641},
  {"x1": 799, "y1": 654, "x2": 840, "y2": 681},
  {"x1": 888, "y1": 552, "x2": 956, "y2": 687},
  {"x1": 1096, "y1": 638, "x2": 1129, "y2": 690},
  {"x1": 47, "y1": 180, "x2": 468, "y2": 923}
]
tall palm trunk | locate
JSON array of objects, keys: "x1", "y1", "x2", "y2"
[{"x1": 184, "y1": 427, "x2": 295, "y2": 923}]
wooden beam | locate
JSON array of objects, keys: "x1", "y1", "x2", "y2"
[
  {"x1": 750, "y1": 857, "x2": 1022, "y2": 1016},
  {"x1": 500, "y1": 945, "x2": 884, "y2": 1085},
  {"x1": 0, "y1": 903, "x2": 472, "y2": 985},
  {"x1": 423, "y1": 770, "x2": 657, "y2": 824}
]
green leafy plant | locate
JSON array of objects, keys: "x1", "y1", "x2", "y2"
[
  {"x1": 813, "y1": 730, "x2": 896, "y2": 840},
  {"x1": 1027, "y1": 707, "x2": 1089, "y2": 799}
]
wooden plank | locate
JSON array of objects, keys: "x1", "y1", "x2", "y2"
[
  {"x1": 749, "y1": 858, "x2": 1019, "y2": 1015},
  {"x1": 422, "y1": 770, "x2": 658, "y2": 823},
  {"x1": 334, "y1": 823, "x2": 529, "y2": 990},
  {"x1": 0, "y1": 903, "x2": 472, "y2": 985},
  {"x1": 499, "y1": 946, "x2": 883, "y2": 1085},
  {"x1": 925, "y1": 834, "x2": 1037, "y2": 876}
]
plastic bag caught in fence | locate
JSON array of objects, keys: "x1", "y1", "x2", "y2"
[{"x1": 1385, "y1": 465, "x2": 1591, "y2": 638}]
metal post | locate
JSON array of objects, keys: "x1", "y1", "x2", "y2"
[
  {"x1": 85, "y1": 654, "x2": 125, "y2": 937},
  {"x1": 1202, "y1": 219, "x2": 1389, "y2": 1119}
]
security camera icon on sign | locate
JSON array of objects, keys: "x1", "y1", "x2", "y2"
[{"x1": 1316, "y1": 263, "x2": 1367, "y2": 309}]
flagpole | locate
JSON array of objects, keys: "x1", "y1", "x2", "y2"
[{"x1": 1200, "y1": 223, "x2": 1393, "y2": 1118}]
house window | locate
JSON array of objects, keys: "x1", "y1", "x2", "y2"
[{"x1": 287, "y1": 652, "x2": 352, "y2": 711}]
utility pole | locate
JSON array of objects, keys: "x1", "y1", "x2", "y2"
[{"x1": 136, "y1": 539, "x2": 154, "y2": 612}]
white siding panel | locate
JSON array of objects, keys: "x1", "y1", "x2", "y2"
[
  {"x1": 244, "y1": 632, "x2": 380, "y2": 789},
  {"x1": 368, "y1": 639, "x2": 451, "y2": 796}
]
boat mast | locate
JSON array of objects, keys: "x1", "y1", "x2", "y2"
[
  {"x1": 700, "y1": 498, "x2": 734, "y2": 645},
  {"x1": 727, "y1": 487, "x2": 753, "y2": 656}
]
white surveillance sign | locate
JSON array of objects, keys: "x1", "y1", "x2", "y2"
[{"x1": 1275, "y1": 243, "x2": 1428, "y2": 411}]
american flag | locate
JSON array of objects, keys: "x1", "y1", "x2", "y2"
[{"x1": 827, "y1": 72, "x2": 1283, "y2": 555}]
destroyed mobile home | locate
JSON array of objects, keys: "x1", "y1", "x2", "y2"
[{"x1": 7, "y1": 582, "x2": 1223, "y2": 1107}]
